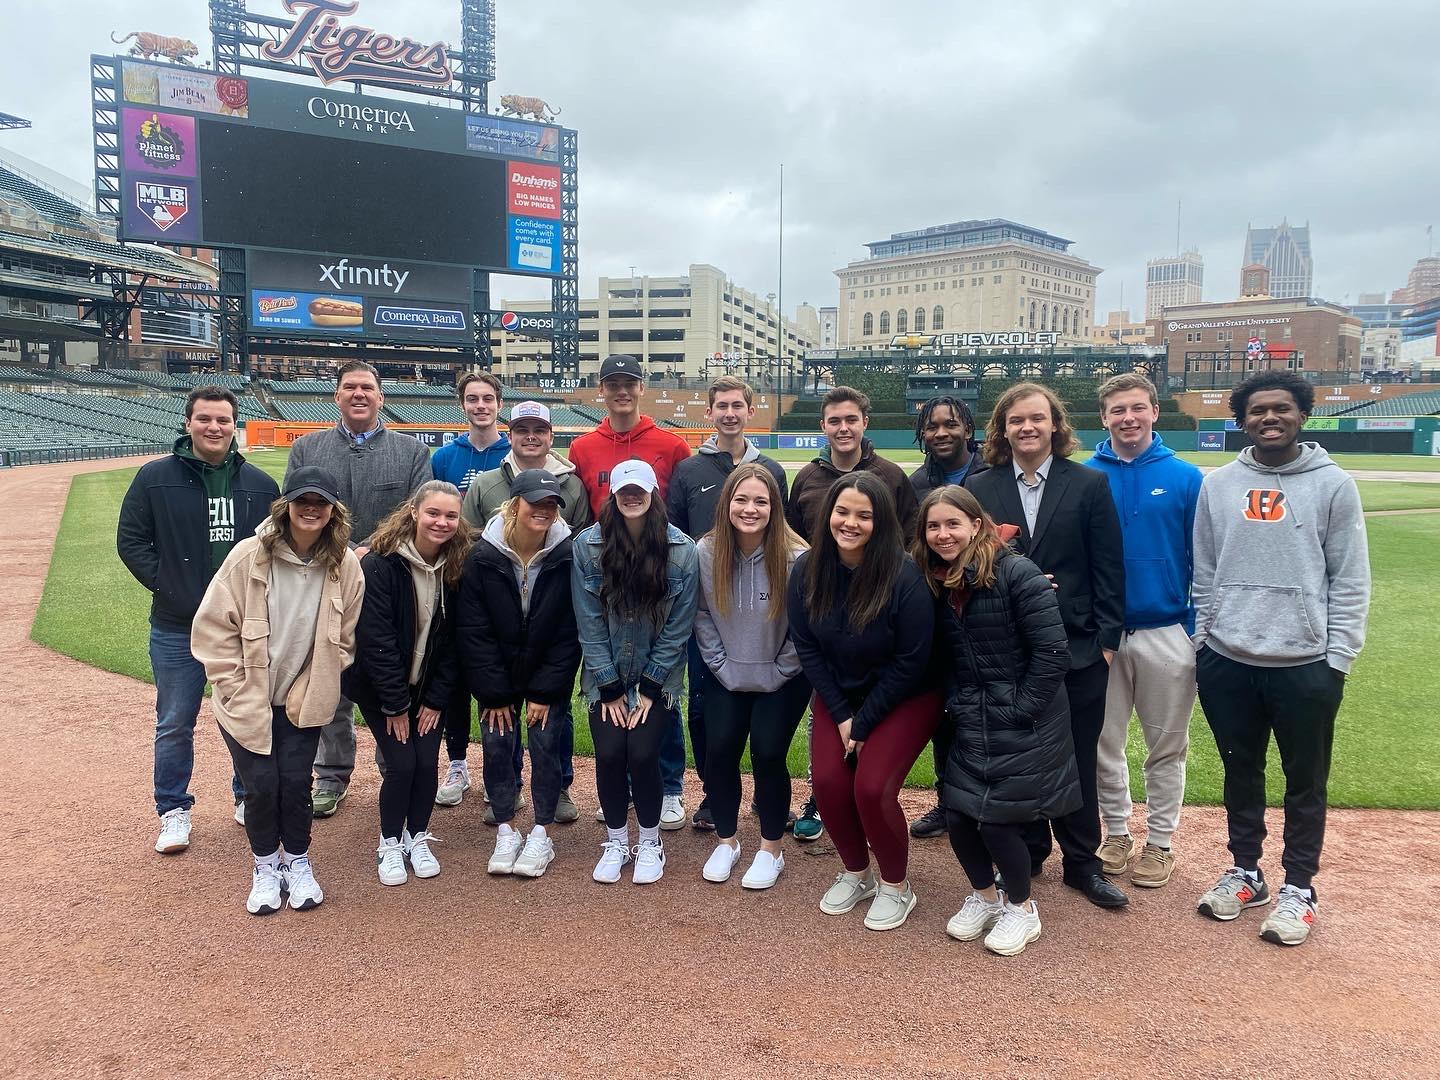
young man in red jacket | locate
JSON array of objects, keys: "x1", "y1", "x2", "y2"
[{"x1": 569, "y1": 354, "x2": 692, "y2": 519}]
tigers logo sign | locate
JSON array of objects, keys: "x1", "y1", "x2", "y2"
[{"x1": 1243, "y1": 489, "x2": 1288, "y2": 522}]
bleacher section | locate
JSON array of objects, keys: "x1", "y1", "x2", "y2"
[
  {"x1": 1340, "y1": 391, "x2": 1440, "y2": 418},
  {"x1": 0, "y1": 390, "x2": 179, "y2": 448},
  {"x1": 385, "y1": 403, "x2": 466, "y2": 425},
  {"x1": 271, "y1": 400, "x2": 342, "y2": 423},
  {"x1": 0, "y1": 365, "x2": 51, "y2": 384}
]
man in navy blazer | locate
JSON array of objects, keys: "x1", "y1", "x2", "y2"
[{"x1": 966, "y1": 382, "x2": 1129, "y2": 909}]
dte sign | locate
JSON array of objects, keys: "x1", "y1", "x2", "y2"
[{"x1": 778, "y1": 434, "x2": 822, "y2": 450}]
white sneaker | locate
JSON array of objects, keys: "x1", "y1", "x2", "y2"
[
  {"x1": 233, "y1": 800, "x2": 245, "y2": 827},
  {"x1": 377, "y1": 837, "x2": 407, "y2": 886},
  {"x1": 946, "y1": 892, "x2": 1006, "y2": 941},
  {"x1": 488, "y1": 828, "x2": 523, "y2": 875},
  {"x1": 155, "y1": 807, "x2": 191, "y2": 853},
  {"x1": 702, "y1": 842, "x2": 742, "y2": 883},
  {"x1": 404, "y1": 830, "x2": 442, "y2": 879},
  {"x1": 633, "y1": 838, "x2": 666, "y2": 884},
  {"x1": 246, "y1": 863, "x2": 283, "y2": 915},
  {"x1": 435, "y1": 760, "x2": 471, "y2": 807},
  {"x1": 593, "y1": 838, "x2": 631, "y2": 883},
  {"x1": 280, "y1": 855, "x2": 324, "y2": 910},
  {"x1": 512, "y1": 832, "x2": 555, "y2": 878},
  {"x1": 984, "y1": 901, "x2": 1042, "y2": 956},
  {"x1": 659, "y1": 794, "x2": 685, "y2": 831},
  {"x1": 741, "y1": 850, "x2": 784, "y2": 891}
]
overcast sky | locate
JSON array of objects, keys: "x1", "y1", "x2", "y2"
[{"x1": 3, "y1": 0, "x2": 1437, "y2": 318}]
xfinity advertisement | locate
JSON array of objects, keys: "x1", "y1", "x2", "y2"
[{"x1": 246, "y1": 249, "x2": 473, "y2": 343}]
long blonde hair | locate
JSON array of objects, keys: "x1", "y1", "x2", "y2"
[
  {"x1": 367, "y1": 480, "x2": 472, "y2": 587},
  {"x1": 709, "y1": 463, "x2": 806, "y2": 619},
  {"x1": 260, "y1": 495, "x2": 352, "y2": 576},
  {"x1": 911, "y1": 485, "x2": 1008, "y2": 594}
]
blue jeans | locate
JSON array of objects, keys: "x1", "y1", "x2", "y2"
[
  {"x1": 150, "y1": 626, "x2": 242, "y2": 815},
  {"x1": 658, "y1": 686, "x2": 688, "y2": 798}
]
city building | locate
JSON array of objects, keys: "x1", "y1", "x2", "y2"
[
  {"x1": 1349, "y1": 294, "x2": 1410, "y2": 330},
  {"x1": 1145, "y1": 250, "x2": 1203, "y2": 317},
  {"x1": 1090, "y1": 310, "x2": 1156, "y2": 347},
  {"x1": 488, "y1": 264, "x2": 818, "y2": 381},
  {"x1": 1243, "y1": 220, "x2": 1313, "y2": 299},
  {"x1": 1160, "y1": 294, "x2": 1361, "y2": 382},
  {"x1": 1360, "y1": 326, "x2": 1403, "y2": 371},
  {"x1": 1398, "y1": 294, "x2": 1440, "y2": 368},
  {"x1": 1390, "y1": 255, "x2": 1440, "y2": 307},
  {"x1": 818, "y1": 305, "x2": 838, "y2": 349},
  {"x1": 834, "y1": 218, "x2": 1101, "y2": 349}
]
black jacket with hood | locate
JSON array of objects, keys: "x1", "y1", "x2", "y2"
[
  {"x1": 116, "y1": 437, "x2": 279, "y2": 632},
  {"x1": 666, "y1": 436, "x2": 788, "y2": 540},
  {"x1": 909, "y1": 442, "x2": 989, "y2": 501}
]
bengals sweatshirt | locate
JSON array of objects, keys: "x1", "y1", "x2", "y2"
[{"x1": 568, "y1": 415, "x2": 692, "y2": 518}]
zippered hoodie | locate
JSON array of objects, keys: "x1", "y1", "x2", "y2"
[
  {"x1": 1087, "y1": 434, "x2": 1203, "y2": 632},
  {"x1": 567, "y1": 415, "x2": 692, "y2": 518},
  {"x1": 461, "y1": 449, "x2": 592, "y2": 531},
  {"x1": 481, "y1": 513, "x2": 571, "y2": 615},
  {"x1": 694, "y1": 535, "x2": 803, "y2": 692},
  {"x1": 667, "y1": 436, "x2": 788, "y2": 539},
  {"x1": 1192, "y1": 443, "x2": 1370, "y2": 673},
  {"x1": 431, "y1": 431, "x2": 511, "y2": 494}
]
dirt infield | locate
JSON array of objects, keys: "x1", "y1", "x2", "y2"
[{"x1": 2, "y1": 457, "x2": 1438, "y2": 1080}]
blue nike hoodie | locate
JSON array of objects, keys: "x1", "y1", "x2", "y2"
[
  {"x1": 1087, "y1": 434, "x2": 1203, "y2": 632},
  {"x1": 430, "y1": 431, "x2": 511, "y2": 494}
]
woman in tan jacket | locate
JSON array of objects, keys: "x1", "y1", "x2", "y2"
[{"x1": 192, "y1": 466, "x2": 365, "y2": 916}]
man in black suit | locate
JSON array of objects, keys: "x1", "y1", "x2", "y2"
[{"x1": 966, "y1": 382, "x2": 1129, "y2": 908}]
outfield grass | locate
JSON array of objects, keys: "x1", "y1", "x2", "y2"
[{"x1": 27, "y1": 455, "x2": 1440, "y2": 810}]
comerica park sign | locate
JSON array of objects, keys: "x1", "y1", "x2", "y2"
[{"x1": 889, "y1": 331, "x2": 1061, "y2": 350}]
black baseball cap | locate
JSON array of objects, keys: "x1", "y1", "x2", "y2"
[
  {"x1": 509, "y1": 468, "x2": 567, "y2": 508},
  {"x1": 282, "y1": 465, "x2": 341, "y2": 504},
  {"x1": 599, "y1": 354, "x2": 643, "y2": 383}
]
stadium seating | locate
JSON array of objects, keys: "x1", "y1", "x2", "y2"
[
  {"x1": 271, "y1": 400, "x2": 343, "y2": 423},
  {"x1": 1338, "y1": 391, "x2": 1440, "y2": 418},
  {"x1": 384, "y1": 403, "x2": 466, "y2": 425}
]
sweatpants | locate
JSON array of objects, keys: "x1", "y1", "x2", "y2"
[
  {"x1": 221, "y1": 707, "x2": 322, "y2": 858},
  {"x1": 945, "y1": 810, "x2": 1033, "y2": 906},
  {"x1": 1025, "y1": 658, "x2": 1108, "y2": 881},
  {"x1": 480, "y1": 703, "x2": 567, "y2": 827},
  {"x1": 811, "y1": 691, "x2": 941, "y2": 884},
  {"x1": 703, "y1": 675, "x2": 811, "y2": 842},
  {"x1": 590, "y1": 698, "x2": 677, "y2": 831},
  {"x1": 364, "y1": 699, "x2": 444, "y2": 840},
  {"x1": 1196, "y1": 647, "x2": 1343, "y2": 889},
  {"x1": 312, "y1": 694, "x2": 355, "y2": 794},
  {"x1": 1096, "y1": 624, "x2": 1195, "y2": 848}
]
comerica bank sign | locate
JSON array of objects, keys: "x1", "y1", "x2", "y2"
[{"x1": 889, "y1": 331, "x2": 1061, "y2": 350}]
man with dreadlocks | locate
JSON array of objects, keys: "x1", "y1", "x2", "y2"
[{"x1": 907, "y1": 395, "x2": 990, "y2": 839}]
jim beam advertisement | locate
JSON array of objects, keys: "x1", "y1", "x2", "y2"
[
  {"x1": 888, "y1": 331, "x2": 1061, "y2": 351},
  {"x1": 247, "y1": 250, "x2": 473, "y2": 342}
]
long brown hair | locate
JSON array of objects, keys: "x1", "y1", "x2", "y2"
[
  {"x1": 260, "y1": 496, "x2": 352, "y2": 576},
  {"x1": 983, "y1": 381, "x2": 1080, "y2": 466},
  {"x1": 598, "y1": 493, "x2": 671, "y2": 625},
  {"x1": 709, "y1": 463, "x2": 806, "y2": 620},
  {"x1": 912, "y1": 485, "x2": 1009, "y2": 594},
  {"x1": 803, "y1": 472, "x2": 905, "y2": 631},
  {"x1": 367, "y1": 480, "x2": 472, "y2": 587}
]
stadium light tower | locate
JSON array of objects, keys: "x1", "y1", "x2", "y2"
[{"x1": 0, "y1": 112, "x2": 33, "y2": 130}]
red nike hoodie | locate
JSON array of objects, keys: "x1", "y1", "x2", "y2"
[{"x1": 568, "y1": 415, "x2": 692, "y2": 518}]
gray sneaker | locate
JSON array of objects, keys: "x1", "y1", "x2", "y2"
[
  {"x1": 819, "y1": 869, "x2": 877, "y2": 915},
  {"x1": 1197, "y1": 867, "x2": 1271, "y2": 921},
  {"x1": 554, "y1": 788, "x2": 580, "y2": 824},
  {"x1": 1259, "y1": 884, "x2": 1316, "y2": 946},
  {"x1": 483, "y1": 790, "x2": 527, "y2": 826},
  {"x1": 864, "y1": 880, "x2": 918, "y2": 931}
]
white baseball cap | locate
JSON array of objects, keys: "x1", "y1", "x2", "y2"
[
  {"x1": 609, "y1": 458, "x2": 658, "y2": 494},
  {"x1": 509, "y1": 400, "x2": 552, "y2": 426}
]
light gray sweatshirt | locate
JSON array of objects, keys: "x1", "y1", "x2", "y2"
[
  {"x1": 264, "y1": 527, "x2": 325, "y2": 706},
  {"x1": 398, "y1": 540, "x2": 445, "y2": 686},
  {"x1": 694, "y1": 535, "x2": 803, "y2": 693},
  {"x1": 1192, "y1": 443, "x2": 1370, "y2": 673},
  {"x1": 481, "y1": 512, "x2": 571, "y2": 614}
]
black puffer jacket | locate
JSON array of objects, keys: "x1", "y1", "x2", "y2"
[
  {"x1": 939, "y1": 550, "x2": 1081, "y2": 824},
  {"x1": 342, "y1": 551, "x2": 458, "y2": 719},
  {"x1": 455, "y1": 532, "x2": 580, "y2": 707}
]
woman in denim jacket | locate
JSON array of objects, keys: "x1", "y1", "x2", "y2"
[{"x1": 571, "y1": 459, "x2": 699, "y2": 887}]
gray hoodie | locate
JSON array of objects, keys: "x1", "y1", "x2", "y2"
[
  {"x1": 481, "y1": 512, "x2": 572, "y2": 615},
  {"x1": 263, "y1": 523, "x2": 325, "y2": 706},
  {"x1": 397, "y1": 539, "x2": 446, "y2": 685},
  {"x1": 1192, "y1": 443, "x2": 1370, "y2": 673},
  {"x1": 694, "y1": 534, "x2": 803, "y2": 692}
]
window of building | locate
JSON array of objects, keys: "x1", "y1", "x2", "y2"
[
  {"x1": 914, "y1": 307, "x2": 925, "y2": 333},
  {"x1": 993, "y1": 275, "x2": 1001, "y2": 284},
  {"x1": 879, "y1": 311, "x2": 891, "y2": 334},
  {"x1": 932, "y1": 305, "x2": 943, "y2": 331},
  {"x1": 1029, "y1": 301, "x2": 1036, "y2": 329},
  {"x1": 896, "y1": 309, "x2": 908, "y2": 333}
]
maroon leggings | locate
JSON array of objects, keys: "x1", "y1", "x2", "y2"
[{"x1": 811, "y1": 691, "x2": 942, "y2": 884}]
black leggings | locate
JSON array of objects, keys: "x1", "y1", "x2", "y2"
[
  {"x1": 221, "y1": 707, "x2": 321, "y2": 858},
  {"x1": 703, "y1": 676, "x2": 810, "y2": 842},
  {"x1": 946, "y1": 809, "x2": 1033, "y2": 905},
  {"x1": 589, "y1": 698, "x2": 675, "y2": 831},
  {"x1": 365, "y1": 699, "x2": 444, "y2": 839}
]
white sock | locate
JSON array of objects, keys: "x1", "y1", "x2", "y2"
[
  {"x1": 638, "y1": 825, "x2": 660, "y2": 846},
  {"x1": 497, "y1": 823, "x2": 515, "y2": 837},
  {"x1": 529, "y1": 825, "x2": 547, "y2": 840},
  {"x1": 607, "y1": 826, "x2": 629, "y2": 846},
  {"x1": 286, "y1": 849, "x2": 308, "y2": 865},
  {"x1": 254, "y1": 848, "x2": 281, "y2": 870},
  {"x1": 1007, "y1": 899, "x2": 1034, "y2": 915}
]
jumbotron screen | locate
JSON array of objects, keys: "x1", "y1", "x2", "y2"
[{"x1": 111, "y1": 56, "x2": 564, "y2": 274}]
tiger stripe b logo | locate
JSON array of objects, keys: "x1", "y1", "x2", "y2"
[{"x1": 1243, "y1": 489, "x2": 1288, "y2": 522}]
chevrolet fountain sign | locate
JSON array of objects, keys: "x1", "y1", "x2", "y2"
[{"x1": 889, "y1": 331, "x2": 1060, "y2": 350}]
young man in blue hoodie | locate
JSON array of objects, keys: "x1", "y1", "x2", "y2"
[
  {"x1": 1088, "y1": 374, "x2": 1202, "y2": 889},
  {"x1": 1192, "y1": 371, "x2": 1370, "y2": 946},
  {"x1": 431, "y1": 372, "x2": 511, "y2": 493}
]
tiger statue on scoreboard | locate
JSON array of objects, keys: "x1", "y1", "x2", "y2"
[
  {"x1": 110, "y1": 32, "x2": 201, "y2": 65},
  {"x1": 498, "y1": 95, "x2": 561, "y2": 123}
]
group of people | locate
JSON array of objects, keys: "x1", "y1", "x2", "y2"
[{"x1": 118, "y1": 356, "x2": 1369, "y2": 953}]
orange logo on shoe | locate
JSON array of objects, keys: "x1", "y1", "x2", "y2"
[
  {"x1": 1237, "y1": 886, "x2": 1254, "y2": 902},
  {"x1": 1243, "y1": 489, "x2": 1288, "y2": 522},
  {"x1": 1303, "y1": 909, "x2": 1315, "y2": 924}
]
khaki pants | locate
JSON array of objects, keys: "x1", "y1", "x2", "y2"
[{"x1": 1096, "y1": 624, "x2": 1195, "y2": 848}]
